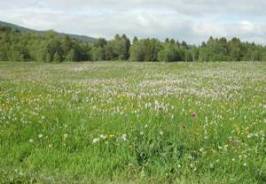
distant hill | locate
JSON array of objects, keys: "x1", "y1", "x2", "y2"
[{"x1": 0, "y1": 20, "x2": 96, "y2": 43}]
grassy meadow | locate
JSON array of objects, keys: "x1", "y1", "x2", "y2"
[{"x1": 0, "y1": 62, "x2": 265, "y2": 183}]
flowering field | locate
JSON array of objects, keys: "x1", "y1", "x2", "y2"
[{"x1": 0, "y1": 62, "x2": 265, "y2": 183}]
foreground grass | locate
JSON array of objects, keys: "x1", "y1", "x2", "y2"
[{"x1": 0, "y1": 62, "x2": 265, "y2": 183}]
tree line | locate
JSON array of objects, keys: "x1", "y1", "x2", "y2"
[{"x1": 0, "y1": 26, "x2": 266, "y2": 62}]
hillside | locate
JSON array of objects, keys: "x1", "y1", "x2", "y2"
[{"x1": 0, "y1": 20, "x2": 96, "y2": 43}]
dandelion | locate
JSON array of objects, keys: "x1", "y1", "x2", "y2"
[
  {"x1": 63, "y1": 133, "x2": 68, "y2": 139},
  {"x1": 121, "y1": 134, "x2": 127, "y2": 141},
  {"x1": 100, "y1": 134, "x2": 107, "y2": 139},
  {"x1": 109, "y1": 134, "x2": 114, "y2": 138},
  {"x1": 92, "y1": 138, "x2": 100, "y2": 144}
]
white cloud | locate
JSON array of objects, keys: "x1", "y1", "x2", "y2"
[{"x1": 0, "y1": 0, "x2": 265, "y2": 44}]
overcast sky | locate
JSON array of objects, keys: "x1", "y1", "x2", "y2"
[{"x1": 0, "y1": 0, "x2": 265, "y2": 44}]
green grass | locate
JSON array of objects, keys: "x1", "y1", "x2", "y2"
[{"x1": 0, "y1": 62, "x2": 265, "y2": 183}]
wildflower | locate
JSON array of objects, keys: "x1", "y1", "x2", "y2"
[
  {"x1": 247, "y1": 133, "x2": 253, "y2": 139},
  {"x1": 109, "y1": 134, "x2": 114, "y2": 138},
  {"x1": 38, "y1": 134, "x2": 43, "y2": 138},
  {"x1": 100, "y1": 134, "x2": 107, "y2": 139},
  {"x1": 121, "y1": 134, "x2": 127, "y2": 141},
  {"x1": 92, "y1": 138, "x2": 100, "y2": 144},
  {"x1": 63, "y1": 133, "x2": 68, "y2": 139},
  {"x1": 29, "y1": 139, "x2": 34, "y2": 143},
  {"x1": 159, "y1": 131, "x2": 164, "y2": 136}
]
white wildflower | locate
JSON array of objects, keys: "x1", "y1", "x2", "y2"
[
  {"x1": 92, "y1": 138, "x2": 100, "y2": 144},
  {"x1": 63, "y1": 134, "x2": 68, "y2": 139},
  {"x1": 100, "y1": 134, "x2": 107, "y2": 139},
  {"x1": 121, "y1": 134, "x2": 127, "y2": 141}
]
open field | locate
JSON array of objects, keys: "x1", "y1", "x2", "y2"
[{"x1": 0, "y1": 62, "x2": 265, "y2": 183}]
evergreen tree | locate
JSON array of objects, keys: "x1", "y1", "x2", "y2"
[{"x1": 0, "y1": 26, "x2": 265, "y2": 62}]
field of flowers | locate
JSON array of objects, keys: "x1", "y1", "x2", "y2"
[{"x1": 0, "y1": 62, "x2": 265, "y2": 183}]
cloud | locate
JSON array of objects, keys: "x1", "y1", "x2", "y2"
[{"x1": 0, "y1": 0, "x2": 265, "y2": 44}]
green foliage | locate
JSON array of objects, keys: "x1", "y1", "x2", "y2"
[
  {"x1": 228, "y1": 38, "x2": 243, "y2": 61},
  {"x1": 91, "y1": 47, "x2": 105, "y2": 61},
  {"x1": 0, "y1": 26, "x2": 266, "y2": 62},
  {"x1": 130, "y1": 38, "x2": 161, "y2": 61},
  {"x1": 0, "y1": 27, "x2": 91, "y2": 62},
  {"x1": 101, "y1": 34, "x2": 130, "y2": 61},
  {"x1": 129, "y1": 40, "x2": 146, "y2": 61},
  {"x1": 65, "y1": 48, "x2": 77, "y2": 62},
  {"x1": 158, "y1": 43, "x2": 181, "y2": 62},
  {"x1": 198, "y1": 37, "x2": 266, "y2": 62}
]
